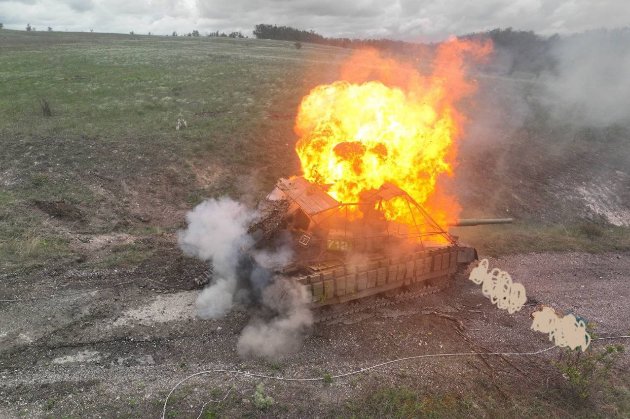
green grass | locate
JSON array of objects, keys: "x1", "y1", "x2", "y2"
[
  {"x1": 1, "y1": 29, "x2": 628, "y2": 273},
  {"x1": 452, "y1": 221, "x2": 630, "y2": 256},
  {"x1": 343, "y1": 382, "x2": 630, "y2": 419},
  {"x1": 96, "y1": 242, "x2": 155, "y2": 268},
  {"x1": 0, "y1": 199, "x2": 73, "y2": 271},
  {"x1": 343, "y1": 387, "x2": 519, "y2": 418},
  {"x1": 0, "y1": 29, "x2": 348, "y2": 271}
]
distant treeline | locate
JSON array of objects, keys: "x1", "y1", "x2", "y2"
[
  {"x1": 251, "y1": 24, "x2": 574, "y2": 76},
  {"x1": 462, "y1": 28, "x2": 556, "y2": 75},
  {"x1": 173, "y1": 30, "x2": 245, "y2": 38},
  {"x1": 253, "y1": 23, "x2": 417, "y2": 51},
  {"x1": 253, "y1": 24, "x2": 325, "y2": 43}
]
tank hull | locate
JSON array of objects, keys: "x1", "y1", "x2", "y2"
[{"x1": 294, "y1": 244, "x2": 476, "y2": 307}]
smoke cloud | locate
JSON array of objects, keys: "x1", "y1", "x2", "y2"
[
  {"x1": 195, "y1": 277, "x2": 238, "y2": 319},
  {"x1": 454, "y1": 29, "x2": 630, "y2": 224},
  {"x1": 237, "y1": 278, "x2": 313, "y2": 360},
  {"x1": 179, "y1": 197, "x2": 311, "y2": 358},
  {"x1": 540, "y1": 29, "x2": 630, "y2": 127},
  {"x1": 178, "y1": 198, "x2": 256, "y2": 319},
  {"x1": 249, "y1": 239, "x2": 294, "y2": 295}
]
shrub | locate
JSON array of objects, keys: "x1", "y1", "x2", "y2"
[
  {"x1": 555, "y1": 344, "x2": 625, "y2": 400},
  {"x1": 322, "y1": 372, "x2": 332, "y2": 384},
  {"x1": 40, "y1": 98, "x2": 52, "y2": 117},
  {"x1": 252, "y1": 384, "x2": 274, "y2": 410}
]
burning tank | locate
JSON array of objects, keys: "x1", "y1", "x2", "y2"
[
  {"x1": 244, "y1": 44, "x2": 501, "y2": 308},
  {"x1": 248, "y1": 176, "x2": 511, "y2": 307}
]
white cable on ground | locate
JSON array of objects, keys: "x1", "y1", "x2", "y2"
[
  {"x1": 195, "y1": 386, "x2": 233, "y2": 419},
  {"x1": 161, "y1": 335, "x2": 630, "y2": 419}
]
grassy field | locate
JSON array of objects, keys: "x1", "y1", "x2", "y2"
[
  {"x1": 1, "y1": 28, "x2": 628, "y2": 275},
  {"x1": 1, "y1": 29, "x2": 628, "y2": 419},
  {"x1": 0, "y1": 29, "x2": 350, "y2": 272}
]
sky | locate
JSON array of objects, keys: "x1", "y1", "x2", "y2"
[{"x1": 0, "y1": 0, "x2": 626, "y2": 40}]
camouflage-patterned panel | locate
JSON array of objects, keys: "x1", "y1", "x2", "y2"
[
  {"x1": 377, "y1": 267, "x2": 387, "y2": 286},
  {"x1": 357, "y1": 271, "x2": 368, "y2": 291},
  {"x1": 441, "y1": 252, "x2": 450, "y2": 272},
  {"x1": 336, "y1": 275, "x2": 347, "y2": 296},
  {"x1": 450, "y1": 249, "x2": 458, "y2": 269},
  {"x1": 432, "y1": 251, "x2": 442, "y2": 271},
  {"x1": 302, "y1": 245, "x2": 463, "y2": 305},
  {"x1": 387, "y1": 264, "x2": 397, "y2": 283},
  {"x1": 367, "y1": 269, "x2": 377, "y2": 288},
  {"x1": 346, "y1": 273, "x2": 356, "y2": 295},
  {"x1": 406, "y1": 260, "x2": 415, "y2": 280},
  {"x1": 312, "y1": 281, "x2": 323, "y2": 302},
  {"x1": 324, "y1": 279, "x2": 335, "y2": 299}
]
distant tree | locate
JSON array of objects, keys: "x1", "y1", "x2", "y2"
[
  {"x1": 462, "y1": 27, "x2": 555, "y2": 75},
  {"x1": 0, "y1": 23, "x2": 4, "y2": 29},
  {"x1": 228, "y1": 31, "x2": 244, "y2": 38},
  {"x1": 172, "y1": 31, "x2": 177, "y2": 37},
  {"x1": 148, "y1": 31, "x2": 151, "y2": 35},
  {"x1": 129, "y1": 30, "x2": 134, "y2": 35},
  {"x1": 187, "y1": 32, "x2": 192, "y2": 37},
  {"x1": 26, "y1": 23, "x2": 32, "y2": 32},
  {"x1": 90, "y1": 29, "x2": 93, "y2": 32},
  {"x1": 192, "y1": 30, "x2": 200, "y2": 37},
  {"x1": 253, "y1": 23, "x2": 325, "y2": 43},
  {"x1": 47, "y1": 27, "x2": 52, "y2": 32},
  {"x1": 219, "y1": 32, "x2": 227, "y2": 37},
  {"x1": 250, "y1": 23, "x2": 428, "y2": 52}
]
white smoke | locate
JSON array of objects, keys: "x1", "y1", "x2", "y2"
[
  {"x1": 196, "y1": 277, "x2": 238, "y2": 319},
  {"x1": 178, "y1": 198, "x2": 256, "y2": 319},
  {"x1": 179, "y1": 197, "x2": 312, "y2": 359},
  {"x1": 237, "y1": 278, "x2": 313, "y2": 361},
  {"x1": 540, "y1": 29, "x2": 630, "y2": 127}
]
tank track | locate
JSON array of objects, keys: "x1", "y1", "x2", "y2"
[{"x1": 314, "y1": 281, "x2": 449, "y2": 323}]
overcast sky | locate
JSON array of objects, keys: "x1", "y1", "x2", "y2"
[{"x1": 0, "y1": 0, "x2": 626, "y2": 40}]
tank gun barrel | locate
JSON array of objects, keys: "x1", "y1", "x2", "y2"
[{"x1": 449, "y1": 218, "x2": 514, "y2": 227}]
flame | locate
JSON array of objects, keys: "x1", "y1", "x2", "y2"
[{"x1": 295, "y1": 39, "x2": 491, "y2": 236}]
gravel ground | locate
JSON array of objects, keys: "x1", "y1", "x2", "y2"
[{"x1": 0, "y1": 251, "x2": 629, "y2": 418}]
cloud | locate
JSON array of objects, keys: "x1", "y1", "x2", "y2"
[
  {"x1": 0, "y1": 0, "x2": 627, "y2": 39},
  {"x1": 65, "y1": 0, "x2": 94, "y2": 12}
]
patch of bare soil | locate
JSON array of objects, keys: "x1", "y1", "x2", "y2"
[
  {"x1": 0, "y1": 252, "x2": 628, "y2": 418},
  {"x1": 34, "y1": 200, "x2": 85, "y2": 222}
]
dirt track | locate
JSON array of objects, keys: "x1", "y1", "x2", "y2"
[{"x1": 1, "y1": 251, "x2": 629, "y2": 418}]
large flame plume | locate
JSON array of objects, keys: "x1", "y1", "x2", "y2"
[{"x1": 295, "y1": 40, "x2": 491, "y2": 230}]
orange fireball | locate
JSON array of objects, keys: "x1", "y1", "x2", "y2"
[{"x1": 295, "y1": 39, "x2": 491, "y2": 231}]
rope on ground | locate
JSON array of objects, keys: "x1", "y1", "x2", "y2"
[{"x1": 161, "y1": 334, "x2": 630, "y2": 419}]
